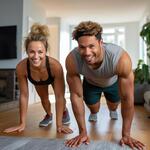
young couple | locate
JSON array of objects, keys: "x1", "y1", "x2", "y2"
[{"x1": 4, "y1": 21, "x2": 145, "y2": 150}]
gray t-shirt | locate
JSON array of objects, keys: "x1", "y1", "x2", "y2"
[{"x1": 71, "y1": 43, "x2": 124, "y2": 87}]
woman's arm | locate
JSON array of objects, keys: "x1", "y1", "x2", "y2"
[
  {"x1": 4, "y1": 60, "x2": 29, "y2": 133},
  {"x1": 50, "y1": 58, "x2": 72, "y2": 134},
  {"x1": 17, "y1": 62, "x2": 29, "y2": 127}
]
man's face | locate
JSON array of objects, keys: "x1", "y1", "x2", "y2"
[{"x1": 78, "y1": 35, "x2": 103, "y2": 68}]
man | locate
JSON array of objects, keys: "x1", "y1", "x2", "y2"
[{"x1": 65, "y1": 21, "x2": 145, "y2": 149}]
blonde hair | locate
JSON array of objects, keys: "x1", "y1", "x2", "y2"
[
  {"x1": 25, "y1": 23, "x2": 50, "y2": 52},
  {"x1": 72, "y1": 21, "x2": 103, "y2": 41}
]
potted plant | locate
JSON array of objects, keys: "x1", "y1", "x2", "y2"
[
  {"x1": 134, "y1": 59, "x2": 150, "y2": 105},
  {"x1": 134, "y1": 22, "x2": 150, "y2": 105},
  {"x1": 140, "y1": 22, "x2": 150, "y2": 58},
  {"x1": 134, "y1": 59, "x2": 150, "y2": 84}
]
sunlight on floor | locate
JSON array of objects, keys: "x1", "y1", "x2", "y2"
[
  {"x1": 49, "y1": 93, "x2": 71, "y2": 103},
  {"x1": 49, "y1": 93, "x2": 106, "y2": 104}
]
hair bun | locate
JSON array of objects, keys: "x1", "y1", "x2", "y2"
[{"x1": 30, "y1": 23, "x2": 49, "y2": 37}]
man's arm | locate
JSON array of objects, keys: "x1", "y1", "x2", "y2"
[
  {"x1": 118, "y1": 71, "x2": 134, "y2": 137},
  {"x1": 65, "y1": 53, "x2": 89, "y2": 147},
  {"x1": 116, "y1": 51, "x2": 145, "y2": 149}
]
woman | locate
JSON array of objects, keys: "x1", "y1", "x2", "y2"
[{"x1": 4, "y1": 23, "x2": 72, "y2": 134}]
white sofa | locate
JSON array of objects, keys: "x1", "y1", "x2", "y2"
[{"x1": 144, "y1": 91, "x2": 150, "y2": 114}]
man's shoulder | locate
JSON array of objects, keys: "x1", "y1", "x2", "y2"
[
  {"x1": 70, "y1": 47, "x2": 81, "y2": 59},
  {"x1": 71, "y1": 47, "x2": 79, "y2": 53},
  {"x1": 104, "y1": 43, "x2": 122, "y2": 50},
  {"x1": 104, "y1": 43, "x2": 124, "y2": 57}
]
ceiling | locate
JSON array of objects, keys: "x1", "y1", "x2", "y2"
[{"x1": 38, "y1": 0, "x2": 150, "y2": 24}]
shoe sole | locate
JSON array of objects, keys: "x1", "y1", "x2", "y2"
[
  {"x1": 63, "y1": 121, "x2": 70, "y2": 125},
  {"x1": 88, "y1": 114, "x2": 97, "y2": 122},
  {"x1": 88, "y1": 119, "x2": 97, "y2": 122},
  {"x1": 111, "y1": 118, "x2": 118, "y2": 120},
  {"x1": 39, "y1": 121, "x2": 53, "y2": 127}
]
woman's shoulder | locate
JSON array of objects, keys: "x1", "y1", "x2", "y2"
[
  {"x1": 16, "y1": 58, "x2": 28, "y2": 75},
  {"x1": 47, "y1": 56, "x2": 63, "y2": 76},
  {"x1": 17, "y1": 58, "x2": 27, "y2": 67},
  {"x1": 47, "y1": 56, "x2": 62, "y2": 67}
]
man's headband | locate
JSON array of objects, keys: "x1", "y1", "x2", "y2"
[{"x1": 75, "y1": 32, "x2": 102, "y2": 40}]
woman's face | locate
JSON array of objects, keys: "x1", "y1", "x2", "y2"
[{"x1": 27, "y1": 41, "x2": 46, "y2": 67}]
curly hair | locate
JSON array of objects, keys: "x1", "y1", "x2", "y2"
[
  {"x1": 25, "y1": 23, "x2": 50, "y2": 52},
  {"x1": 72, "y1": 21, "x2": 103, "y2": 41}
]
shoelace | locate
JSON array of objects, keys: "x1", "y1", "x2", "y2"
[
  {"x1": 44, "y1": 114, "x2": 52, "y2": 120},
  {"x1": 63, "y1": 110, "x2": 68, "y2": 118}
]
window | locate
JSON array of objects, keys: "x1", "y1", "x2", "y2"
[
  {"x1": 70, "y1": 26, "x2": 126, "y2": 50},
  {"x1": 70, "y1": 26, "x2": 78, "y2": 50},
  {"x1": 102, "y1": 27, "x2": 125, "y2": 48}
]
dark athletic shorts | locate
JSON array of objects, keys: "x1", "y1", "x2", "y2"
[{"x1": 83, "y1": 78, "x2": 120, "y2": 105}]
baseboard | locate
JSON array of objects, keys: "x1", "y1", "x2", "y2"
[
  {"x1": 144, "y1": 103, "x2": 150, "y2": 112},
  {"x1": 0, "y1": 100, "x2": 19, "y2": 112}
]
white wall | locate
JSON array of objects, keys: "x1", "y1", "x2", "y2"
[
  {"x1": 59, "y1": 20, "x2": 70, "y2": 93},
  {"x1": 60, "y1": 20, "x2": 70, "y2": 72},
  {"x1": 22, "y1": 0, "x2": 47, "y2": 104},
  {"x1": 22, "y1": 0, "x2": 47, "y2": 43},
  {"x1": 0, "y1": 0, "x2": 23, "y2": 68},
  {"x1": 59, "y1": 21, "x2": 140, "y2": 70},
  {"x1": 0, "y1": 0, "x2": 147, "y2": 103},
  {"x1": 102, "y1": 22, "x2": 140, "y2": 69},
  {"x1": 0, "y1": 0, "x2": 47, "y2": 67},
  {"x1": 139, "y1": 3, "x2": 150, "y2": 63},
  {"x1": 46, "y1": 17, "x2": 61, "y2": 60},
  {"x1": 125, "y1": 22, "x2": 140, "y2": 69}
]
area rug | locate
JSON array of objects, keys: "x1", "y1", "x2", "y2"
[{"x1": 0, "y1": 136, "x2": 133, "y2": 150}]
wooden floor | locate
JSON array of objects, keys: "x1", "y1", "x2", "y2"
[{"x1": 0, "y1": 97, "x2": 150, "y2": 149}]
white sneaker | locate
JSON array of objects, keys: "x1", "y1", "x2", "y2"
[
  {"x1": 110, "y1": 110, "x2": 118, "y2": 120},
  {"x1": 88, "y1": 113, "x2": 97, "y2": 122}
]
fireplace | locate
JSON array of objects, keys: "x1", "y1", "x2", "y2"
[
  {"x1": 0, "y1": 77, "x2": 7, "y2": 102},
  {"x1": 0, "y1": 69, "x2": 18, "y2": 104}
]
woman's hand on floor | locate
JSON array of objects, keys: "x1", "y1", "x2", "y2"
[
  {"x1": 3, "y1": 124, "x2": 25, "y2": 133},
  {"x1": 57, "y1": 125, "x2": 73, "y2": 134}
]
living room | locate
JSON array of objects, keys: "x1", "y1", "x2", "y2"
[{"x1": 0, "y1": 0, "x2": 150, "y2": 149}]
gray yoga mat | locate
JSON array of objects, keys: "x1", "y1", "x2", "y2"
[{"x1": 0, "y1": 136, "x2": 132, "y2": 150}]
